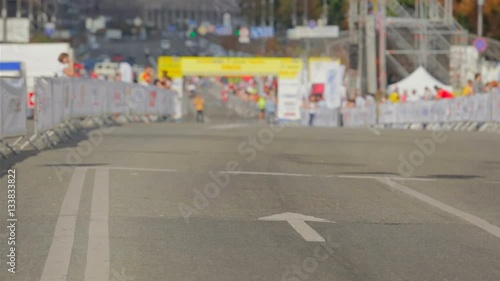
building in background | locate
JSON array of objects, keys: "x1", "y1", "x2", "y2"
[{"x1": 142, "y1": 0, "x2": 239, "y2": 30}]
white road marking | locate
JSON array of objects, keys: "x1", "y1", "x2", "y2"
[
  {"x1": 222, "y1": 171, "x2": 314, "y2": 177},
  {"x1": 209, "y1": 123, "x2": 249, "y2": 130},
  {"x1": 222, "y1": 170, "x2": 433, "y2": 181},
  {"x1": 103, "y1": 166, "x2": 177, "y2": 173},
  {"x1": 484, "y1": 181, "x2": 500, "y2": 185},
  {"x1": 377, "y1": 177, "x2": 500, "y2": 240},
  {"x1": 259, "y1": 212, "x2": 335, "y2": 242},
  {"x1": 84, "y1": 169, "x2": 110, "y2": 281},
  {"x1": 338, "y1": 175, "x2": 435, "y2": 182},
  {"x1": 40, "y1": 168, "x2": 87, "y2": 281}
]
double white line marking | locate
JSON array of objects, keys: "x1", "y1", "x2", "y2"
[{"x1": 40, "y1": 168, "x2": 110, "y2": 281}]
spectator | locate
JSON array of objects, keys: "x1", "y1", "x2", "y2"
[
  {"x1": 365, "y1": 93, "x2": 376, "y2": 106},
  {"x1": 308, "y1": 95, "x2": 317, "y2": 127},
  {"x1": 56, "y1": 53, "x2": 75, "y2": 78},
  {"x1": 473, "y1": 73, "x2": 486, "y2": 94},
  {"x1": 193, "y1": 94, "x2": 205, "y2": 123},
  {"x1": 423, "y1": 87, "x2": 433, "y2": 100},
  {"x1": 463, "y1": 79, "x2": 474, "y2": 96},
  {"x1": 140, "y1": 66, "x2": 154, "y2": 85},
  {"x1": 115, "y1": 73, "x2": 123, "y2": 82},
  {"x1": 119, "y1": 62, "x2": 134, "y2": 83},
  {"x1": 375, "y1": 89, "x2": 385, "y2": 103},
  {"x1": 435, "y1": 86, "x2": 454, "y2": 99},
  {"x1": 400, "y1": 90, "x2": 408, "y2": 103},
  {"x1": 355, "y1": 91, "x2": 366, "y2": 107},
  {"x1": 407, "y1": 90, "x2": 421, "y2": 102},
  {"x1": 388, "y1": 87, "x2": 400, "y2": 103}
]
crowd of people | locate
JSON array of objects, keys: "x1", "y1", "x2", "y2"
[
  {"x1": 348, "y1": 73, "x2": 499, "y2": 108},
  {"x1": 218, "y1": 76, "x2": 279, "y2": 124}
]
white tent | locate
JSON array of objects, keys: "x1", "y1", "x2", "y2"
[{"x1": 388, "y1": 67, "x2": 453, "y2": 97}]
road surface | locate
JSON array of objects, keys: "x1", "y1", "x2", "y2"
[{"x1": 1, "y1": 119, "x2": 500, "y2": 281}]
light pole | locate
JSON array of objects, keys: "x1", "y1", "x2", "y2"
[
  {"x1": 303, "y1": 0, "x2": 308, "y2": 26},
  {"x1": 322, "y1": 0, "x2": 327, "y2": 23},
  {"x1": 2, "y1": 0, "x2": 6, "y2": 41},
  {"x1": 292, "y1": 0, "x2": 297, "y2": 27},
  {"x1": 261, "y1": 0, "x2": 266, "y2": 26},
  {"x1": 269, "y1": 0, "x2": 274, "y2": 28},
  {"x1": 16, "y1": 0, "x2": 21, "y2": 17},
  {"x1": 477, "y1": 0, "x2": 484, "y2": 37}
]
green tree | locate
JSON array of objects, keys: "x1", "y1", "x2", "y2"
[{"x1": 327, "y1": 0, "x2": 348, "y2": 27}]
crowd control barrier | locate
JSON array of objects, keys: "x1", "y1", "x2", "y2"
[
  {"x1": 0, "y1": 77, "x2": 27, "y2": 155},
  {"x1": 301, "y1": 107, "x2": 340, "y2": 127},
  {"x1": 0, "y1": 77, "x2": 177, "y2": 158},
  {"x1": 339, "y1": 89, "x2": 500, "y2": 129},
  {"x1": 342, "y1": 106, "x2": 377, "y2": 128}
]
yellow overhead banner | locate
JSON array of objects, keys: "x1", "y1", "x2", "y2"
[
  {"x1": 158, "y1": 57, "x2": 183, "y2": 78},
  {"x1": 158, "y1": 56, "x2": 303, "y2": 78}
]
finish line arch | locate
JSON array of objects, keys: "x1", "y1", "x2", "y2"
[{"x1": 158, "y1": 56, "x2": 304, "y2": 121}]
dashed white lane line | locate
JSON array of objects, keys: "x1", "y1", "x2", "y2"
[
  {"x1": 208, "y1": 123, "x2": 250, "y2": 130},
  {"x1": 103, "y1": 166, "x2": 177, "y2": 173},
  {"x1": 377, "y1": 177, "x2": 500, "y2": 240},
  {"x1": 221, "y1": 170, "x2": 433, "y2": 182},
  {"x1": 337, "y1": 175, "x2": 435, "y2": 182},
  {"x1": 84, "y1": 168, "x2": 110, "y2": 281},
  {"x1": 40, "y1": 168, "x2": 87, "y2": 281},
  {"x1": 222, "y1": 171, "x2": 314, "y2": 177},
  {"x1": 64, "y1": 166, "x2": 435, "y2": 182}
]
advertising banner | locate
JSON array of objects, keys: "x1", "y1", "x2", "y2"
[
  {"x1": 0, "y1": 77, "x2": 27, "y2": 138},
  {"x1": 34, "y1": 78, "x2": 54, "y2": 134}
]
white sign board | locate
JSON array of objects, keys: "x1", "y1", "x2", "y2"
[
  {"x1": 0, "y1": 78, "x2": 27, "y2": 138},
  {"x1": 287, "y1": 26, "x2": 339, "y2": 39},
  {"x1": 278, "y1": 75, "x2": 302, "y2": 121},
  {"x1": 0, "y1": 18, "x2": 30, "y2": 43},
  {"x1": 171, "y1": 78, "x2": 184, "y2": 120},
  {"x1": 324, "y1": 63, "x2": 345, "y2": 109}
]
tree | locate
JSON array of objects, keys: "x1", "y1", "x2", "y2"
[{"x1": 454, "y1": 0, "x2": 500, "y2": 39}]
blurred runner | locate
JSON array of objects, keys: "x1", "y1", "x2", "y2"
[
  {"x1": 266, "y1": 93, "x2": 277, "y2": 124},
  {"x1": 308, "y1": 96, "x2": 317, "y2": 127},
  {"x1": 258, "y1": 95, "x2": 267, "y2": 122},
  {"x1": 194, "y1": 94, "x2": 205, "y2": 123}
]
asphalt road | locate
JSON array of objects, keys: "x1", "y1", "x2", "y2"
[{"x1": 1, "y1": 116, "x2": 500, "y2": 281}]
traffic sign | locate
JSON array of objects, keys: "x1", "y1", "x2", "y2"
[
  {"x1": 250, "y1": 26, "x2": 275, "y2": 39},
  {"x1": 215, "y1": 25, "x2": 232, "y2": 36},
  {"x1": 473, "y1": 37, "x2": 488, "y2": 54}
]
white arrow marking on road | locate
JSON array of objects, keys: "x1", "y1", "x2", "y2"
[{"x1": 258, "y1": 212, "x2": 335, "y2": 242}]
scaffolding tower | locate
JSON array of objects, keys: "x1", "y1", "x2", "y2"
[{"x1": 348, "y1": 0, "x2": 469, "y2": 95}]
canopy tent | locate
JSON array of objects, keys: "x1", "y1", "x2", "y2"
[{"x1": 388, "y1": 67, "x2": 453, "y2": 97}]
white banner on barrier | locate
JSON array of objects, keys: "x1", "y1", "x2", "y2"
[
  {"x1": 146, "y1": 86, "x2": 160, "y2": 115},
  {"x1": 35, "y1": 78, "x2": 54, "y2": 134},
  {"x1": 379, "y1": 103, "x2": 398, "y2": 124},
  {"x1": 342, "y1": 106, "x2": 377, "y2": 128},
  {"x1": 51, "y1": 78, "x2": 66, "y2": 126},
  {"x1": 61, "y1": 79, "x2": 73, "y2": 121},
  {"x1": 72, "y1": 79, "x2": 90, "y2": 118},
  {"x1": 492, "y1": 90, "x2": 500, "y2": 122},
  {"x1": 110, "y1": 83, "x2": 127, "y2": 114},
  {"x1": 0, "y1": 78, "x2": 27, "y2": 138},
  {"x1": 128, "y1": 84, "x2": 148, "y2": 115}
]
